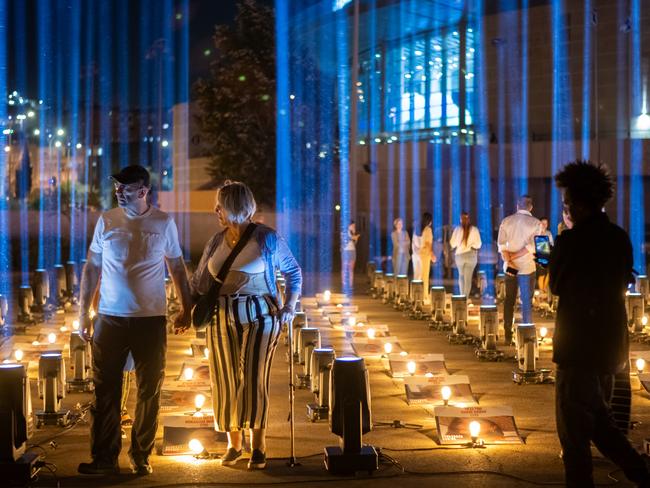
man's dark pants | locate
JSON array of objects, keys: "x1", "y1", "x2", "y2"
[
  {"x1": 503, "y1": 272, "x2": 535, "y2": 342},
  {"x1": 90, "y1": 314, "x2": 167, "y2": 465},
  {"x1": 556, "y1": 368, "x2": 648, "y2": 487}
]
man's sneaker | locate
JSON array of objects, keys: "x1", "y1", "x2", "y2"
[
  {"x1": 129, "y1": 455, "x2": 153, "y2": 475},
  {"x1": 78, "y1": 460, "x2": 120, "y2": 475},
  {"x1": 130, "y1": 462, "x2": 153, "y2": 475},
  {"x1": 248, "y1": 449, "x2": 267, "y2": 470},
  {"x1": 220, "y1": 447, "x2": 243, "y2": 466}
]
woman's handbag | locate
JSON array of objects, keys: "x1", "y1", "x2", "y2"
[{"x1": 191, "y1": 223, "x2": 258, "y2": 329}]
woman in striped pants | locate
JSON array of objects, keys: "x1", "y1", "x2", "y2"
[{"x1": 191, "y1": 181, "x2": 302, "y2": 470}]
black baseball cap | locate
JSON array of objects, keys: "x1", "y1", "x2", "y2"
[{"x1": 110, "y1": 165, "x2": 150, "y2": 187}]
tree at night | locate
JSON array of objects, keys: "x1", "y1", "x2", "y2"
[{"x1": 194, "y1": 0, "x2": 276, "y2": 206}]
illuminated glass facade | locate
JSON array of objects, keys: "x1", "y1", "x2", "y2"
[{"x1": 358, "y1": 25, "x2": 475, "y2": 141}]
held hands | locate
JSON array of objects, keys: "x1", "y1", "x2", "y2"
[
  {"x1": 173, "y1": 309, "x2": 191, "y2": 335},
  {"x1": 278, "y1": 304, "x2": 296, "y2": 325},
  {"x1": 80, "y1": 314, "x2": 93, "y2": 342}
]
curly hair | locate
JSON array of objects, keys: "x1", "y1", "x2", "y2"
[{"x1": 554, "y1": 160, "x2": 614, "y2": 210}]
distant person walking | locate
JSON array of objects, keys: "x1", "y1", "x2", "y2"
[
  {"x1": 497, "y1": 195, "x2": 542, "y2": 344},
  {"x1": 418, "y1": 212, "x2": 436, "y2": 298},
  {"x1": 549, "y1": 161, "x2": 650, "y2": 488},
  {"x1": 341, "y1": 221, "x2": 360, "y2": 291},
  {"x1": 391, "y1": 218, "x2": 411, "y2": 276},
  {"x1": 449, "y1": 211, "x2": 481, "y2": 297}
]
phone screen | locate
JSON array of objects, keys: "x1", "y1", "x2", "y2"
[{"x1": 534, "y1": 235, "x2": 551, "y2": 264}]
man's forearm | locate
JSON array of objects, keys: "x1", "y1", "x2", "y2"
[
  {"x1": 168, "y1": 259, "x2": 192, "y2": 314},
  {"x1": 79, "y1": 264, "x2": 101, "y2": 315}
]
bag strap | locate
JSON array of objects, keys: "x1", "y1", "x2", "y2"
[{"x1": 213, "y1": 223, "x2": 258, "y2": 287}]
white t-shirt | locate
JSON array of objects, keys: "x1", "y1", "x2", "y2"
[
  {"x1": 450, "y1": 226, "x2": 482, "y2": 255},
  {"x1": 497, "y1": 210, "x2": 542, "y2": 275},
  {"x1": 89, "y1": 206, "x2": 183, "y2": 317},
  {"x1": 208, "y1": 239, "x2": 265, "y2": 275}
]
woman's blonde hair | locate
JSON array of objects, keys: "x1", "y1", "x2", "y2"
[
  {"x1": 393, "y1": 218, "x2": 403, "y2": 230},
  {"x1": 215, "y1": 180, "x2": 257, "y2": 224}
]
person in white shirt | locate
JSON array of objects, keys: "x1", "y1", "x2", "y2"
[
  {"x1": 449, "y1": 212, "x2": 482, "y2": 297},
  {"x1": 391, "y1": 218, "x2": 411, "y2": 276},
  {"x1": 419, "y1": 212, "x2": 436, "y2": 299},
  {"x1": 497, "y1": 195, "x2": 542, "y2": 344},
  {"x1": 77, "y1": 165, "x2": 192, "y2": 476}
]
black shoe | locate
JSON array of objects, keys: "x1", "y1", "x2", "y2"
[
  {"x1": 78, "y1": 460, "x2": 120, "y2": 475},
  {"x1": 248, "y1": 449, "x2": 266, "y2": 470},
  {"x1": 220, "y1": 447, "x2": 243, "y2": 466}
]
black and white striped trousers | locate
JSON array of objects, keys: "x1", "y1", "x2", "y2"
[{"x1": 207, "y1": 294, "x2": 281, "y2": 431}]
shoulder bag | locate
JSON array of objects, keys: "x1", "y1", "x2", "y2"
[{"x1": 191, "y1": 223, "x2": 258, "y2": 329}]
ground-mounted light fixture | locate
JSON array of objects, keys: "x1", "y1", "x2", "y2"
[
  {"x1": 0, "y1": 363, "x2": 41, "y2": 484},
  {"x1": 382, "y1": 273, "x2": 395, "y2": 304},
  {"x1": 36, "y1": 353, "x2": 70, "y2": 427},
  {"x1": 409, "y1": 280, "x2": 425, "y2": 319},
  {"x1": 448, "y1": 294, "x2": 472, "y2": 344},
  {"x1": 512, "y1": 324, "x2": 553, "y2": 384},
  {"x1": 17, "y1": 285, "x2": 34, "y2": 325},
  {"x1": 324, "y1": 357, "x2": 378, "y2": 476},
  {"x1": 475, "y1": 305, "x2": 504, "y2": 361},
  {"x1": 297, "y1": 327, "x2": 321, "y2": 389},
  {"x1": 51, "y1": 264, "x2": 69, "y2": 311},
  {"x1": 394, "y1": 275, "x2": 410, "y2": 311},
  {"x1": 31, "y1": 269, "x2": 50, "y2": 319},
  {"x1": 307, "y1": 348, "x2": 335, "y2": 421},
  {"x1": 428, "y1": 286, "x2": 447, "y2": 330},
  {"x1": 67, "y1": 331, "x2": 93, "y2": 392}
]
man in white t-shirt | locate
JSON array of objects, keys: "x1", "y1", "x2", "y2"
[
  {"x1": 77, "y1": 165, "x2": 192, "y2": 476},
  {"x1": 497, "y1": 195, "x2": 542, "y2": 344}
]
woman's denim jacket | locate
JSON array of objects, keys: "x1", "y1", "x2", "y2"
[{"x1": 190, "y1": 224, "x2": 302, "y2": 304}]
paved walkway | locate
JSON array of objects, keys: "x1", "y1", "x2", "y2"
[{"x1": 4, "y1": 283, "x2": 649, "y2": 487}]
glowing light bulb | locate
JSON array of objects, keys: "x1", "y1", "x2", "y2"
[
  {"x1": 539, "y1": 327, "x2": 548, "y2": 339},
  {"x1": 469, "y1": 420, "x2": 481, "y2": 440},
  {"x1": 33, "y1": 129, "x2": 40, "y2": 136},
  {"x1": 336, "y1": 303, "x2": 343, "y2": 309},
  {"x1": 425, "y1": 372, "x2": 434, "y2": 378},
  {"x1": 72, "y1": 319, "x2": 80, "y2": 330},
  {"x1": 643, "y1": 316, "x2": 648, "y2": 327},
  {"x1": 188, "y1": 439, "x2": 204, "y2": 455},
  {"x1": 367, "y1": 328, "x2": 376, "y2": 339},
  {"x1": 56, "y1": 128, "x2": 64, "y2": 136},
  {"x1": 534, "y1": 290, "x2": 540, "y2": 297},
  {"x1": 48, "y1": 333, "x2": 56, "y2": 344},
  {"x1": 183, "y1": 367, "x2": 194, "y2": 381},
  {"x1": 636, "y1": 358, "x2": 646, "y2": 374},
  {"x1": 32, "y1": 340, "x2": 40, "y2": 346},
  {"x1": 407, "y1": 361, "x2": 417, "y2": 375},
  {"x1": 322, "y1": 290, "x2": 331, "y2": 303},
  {"x1": 54, "y1": 140, "x2": 62, "y2": 148},
  {"x1": 186, "y1": 347, "x2": 193, "y2": 356},
  {"x1": 14, "y1": 349, "x2": 24, "y2": 362},
  {"x1": 384, "y1": 342, "x2": 393, "y2": 354},
  {"x1": 60, "y1": 326, "x2": 68, "y2": 332},
  {"x1": 441, "y1": 386, "x2": 452, "y2": 405},
  {"x1": 400, "y1": 351, "x2": 408, "y2": 357},
  {"x1": 89, "y1": 309, "x2": 96, "y2": 320},
  {"x1": 194, "y1": 394, "x2": 206, "y2": 410},
  {"x1": 347, "y1": 317, "x2": 356, "y2": 327},
  {"x1": 356, "y1": 322, "x2": 365, "y2": 328},
  {"x1": 204, "y1": 347, "x2": 209, "y2": 358},
  {"x1": 4, "y1": 146, "x2": 10, "y2": 153}
]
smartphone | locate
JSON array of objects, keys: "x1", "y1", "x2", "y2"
[
  {"x1": 534, "y1": 235, "x2": 552, "y2": 266},
  {"x1": 505, "y1": 266, "x2": 519, "y2": 276}
]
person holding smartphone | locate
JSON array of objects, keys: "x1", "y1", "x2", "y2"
[
  {"x1": 535, "y1": 217, "x2": 554, "y2": 294},
  {"x1": 549, "y1": 161, "x2": 649, "y2": 487},
  {"x1": 497, "y1": 195, "x2": 542, "y2": 345}
]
